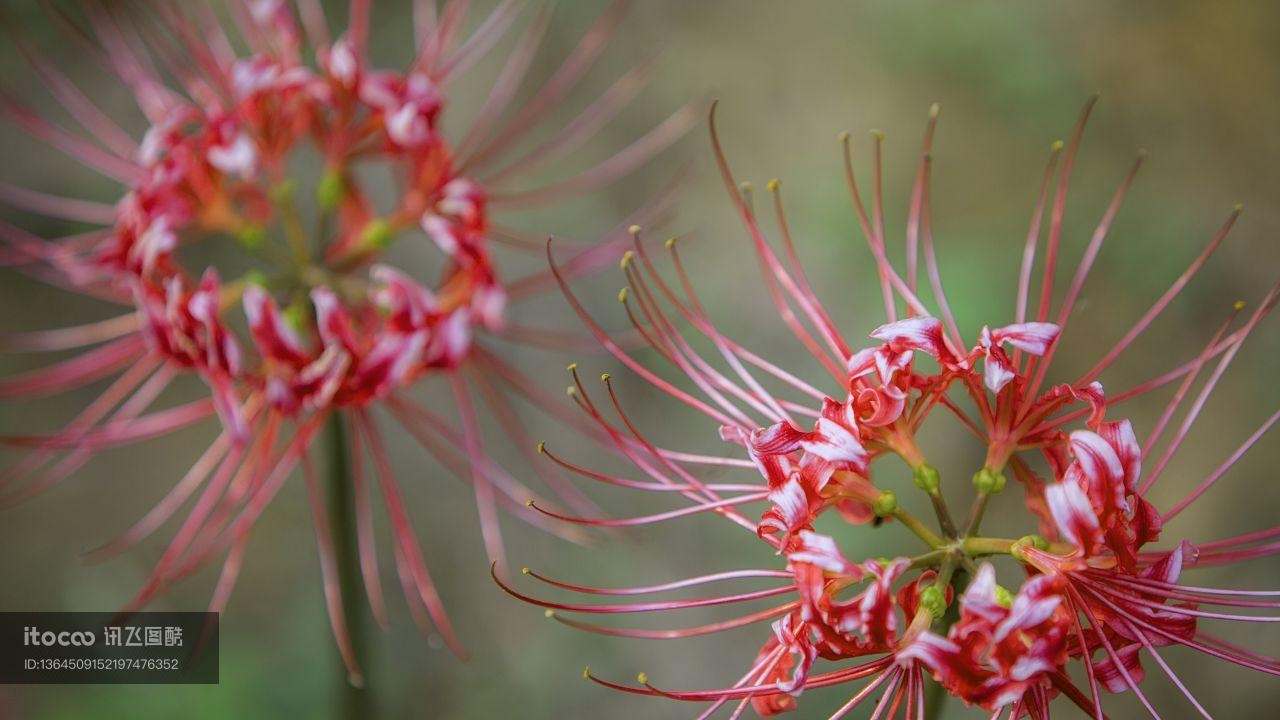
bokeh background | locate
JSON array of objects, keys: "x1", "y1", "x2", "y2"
[{"x1": 2, "y1": 1, "x2": 1279, "y2": 718}]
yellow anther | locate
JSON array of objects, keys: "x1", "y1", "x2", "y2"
[
  {"x1": 601, "y1": 373, "x2": 611, "y2": 382},
  {"x1": 929, "y1": 102, "x2": 941, "y2": 118},
  {"x1": 618, "y1": 287, "x2": 629, "y2": 303},
  {"x1": 838, "y1": 131, "x2": 851, "y2": 143},
  {"x1": 567, "y1": 362, "x2": 578, "y2": 373},
  {"x1": 664, "y1": 237, "x2": 677, "y2": 248},
  {"x1": 871, "y1": 129, "x2": 885, "y2": 142},
  {"x1": 1051, "y1": 139, "x2": 1065, "y2": 152},
  {"x1": 766, "y1": 178, "x2": 779, "y2": 192},
  {"x1": 628, "y1": 224, "x2": 641, "y2": 236},
  {"x1": 521, "y1": 567, "x2": 531, "y2": 575},
  {"x1": 1235, "y1": 300, "x2": 1247, "y2": 311},
  {"x1": 637, "y1": 672, "x2": 648, "y2": 684},
  {"x1": 583, "y1": 666, "x2": 591, "y2": 680},
  {"x1": 525, "y1": 499, "x2": 535, "y2": 507},
  {"x1": 544, "y1": 609, "x2": 555, "y2": 618},
  {"x1": 1233, "y1": 202, "x2": 1245, "y2": 213},
  {"x1": 566, "y1": 386, "x2": 577, "y2": 396},
  {"x1": 620, "y1": 250, "x2": 634, "y2": 269},
  {"x1": 536, "y1": 441, "x2": 546, "y2": 455}
]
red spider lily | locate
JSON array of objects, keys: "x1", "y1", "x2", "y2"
[
  {"x1": 498, "y1": 100, "x2": 1280, "y2": 717},
  {"x1": 0, "y1": 0, "x2": 693, "y2": 680}
]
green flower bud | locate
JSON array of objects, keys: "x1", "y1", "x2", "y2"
[
  {"x1": 994, "y1": 584, "x2": 1014, "y2": 608},
  {"x1": 236, "y1": 224, "x2": 266, "y2": 250},
  {"x1": 359, "y1": 218, "x2": 393, "y2": 251},
  {"x1": 270, "y1": 179, "x2": 297, "y2": 203},
  {"x1": 316, "y1": 171, "x2": 344, "y2": 210},
  {"x1": 919, "y1": 585, "x2": 947, "y2": 617},
  {"x1": 1010, "y1": 534, "x2": 1047, "y2": 561},
  {"x1": 913, "y1": 463, "x2": 941, "y2": 493},
  {"x1": 242, "y1": 269, "x2": 270, "y2": 288},
  {"x1": 871, "y1": 490, "x2": 897, "y2": 517},
  {"x1": 972, "y1": 467, "x2": 1007, "y2": 494},
  {"x1": 282, "y1": 302, "x2": 309, "y2": 333}
]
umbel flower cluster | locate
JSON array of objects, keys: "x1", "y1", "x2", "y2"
[
  {"x1": 503, "y1": 101, "x2": 1280, "y2": 718},
  {"x1": 0, "y1": 0, "x2": 687, "y2": 680}
]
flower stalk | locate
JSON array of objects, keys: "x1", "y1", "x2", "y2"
[{"x1": 327, "y1": 412, "x2": 370, "y2": 718}]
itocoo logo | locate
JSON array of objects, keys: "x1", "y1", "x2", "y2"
[{"x1": 23, "y1": 627, "x2": 96, "y2": 647}]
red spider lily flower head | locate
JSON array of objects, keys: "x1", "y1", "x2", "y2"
[
  {"x1": 498, "y1": 100, "x2": 1280, "y2": 718},
  {"x1": 0, "y1": 0, "x2": 693, "y2": 679}
]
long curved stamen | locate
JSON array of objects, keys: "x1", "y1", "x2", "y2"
[
  {"x1": 549, "y1": 601, "x2": 797, "y2": 640},
  {"x1": 523, "y1": 567, "x2": 792, "y2": 596},
  {"x1": 1080, "y1": 207, "x2": 1241, "y2": 384},
  {"x1": 1142, "y1": 305, "x2": 1241, "y2": 462},
  {"x1": 494, "y1": 567, "x2": 792, "y2": 614},
  {"x1": 1022, "y1": 150, "x2": 1146, "y2": 407},
  {"x1": 1035, "y1": 95, "x2": 1098, "y2": 324},
  {"x1": 1015, "y1": 141, "x2": 1064, "y2": 326}
]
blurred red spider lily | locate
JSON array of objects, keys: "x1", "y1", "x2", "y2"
[
  {"x1": 499, "y1": 100, "x2": 1280, "y2": 717},
  {"x1": 0, "y1": 0, "x2": 694, "y2": 679}
]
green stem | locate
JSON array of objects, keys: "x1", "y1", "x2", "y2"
[
  {"x1": 327, "y1": 413, "x2": 370, "y2": 720},
  {"x1": 924, "y1": 675, "x2": 947, "y2": 720},
  {"x1": 927, "y1": 490, "x2": 958, "y2": 539},
  {"x1": 961, "y1": 536, "x2": 1017, "y2": 556},
  {"x1": 962, "y1": 491, "x2": 991, "y2": 537},
  {"x1": 891, "y1": 507, "x2": 946, "y2": 549}
]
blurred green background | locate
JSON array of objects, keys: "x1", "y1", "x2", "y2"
[{"x1": 2, "y1": 1, "x2": 1279, "y2": 718}]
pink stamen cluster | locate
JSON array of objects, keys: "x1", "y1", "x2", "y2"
[
  {"x1": 1, "y1": 0, "x2": 690, "y2": 680},
  {"x1": 503, "y1": 101, "x2": 1280, "y2": 718},
  {"x1": 104, "y1": 10, "x2": 501, "y2": 436}
]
